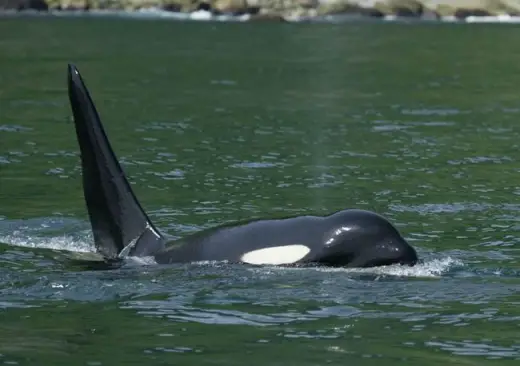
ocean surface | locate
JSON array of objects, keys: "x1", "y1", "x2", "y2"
[{"x1": 1, "y1": 16, "x2": 520, "y2": 365}]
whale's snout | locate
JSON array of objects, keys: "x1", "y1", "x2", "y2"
[
  {"x1": 390, "y1": 237, "x2": 418, "y2": 267},
  {"x1": 320, "y1": 209, "x2": 420, "y2": 268}
]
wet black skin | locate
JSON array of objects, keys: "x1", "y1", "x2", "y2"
[
  {"x1": 156, "y1": 209, "x2": 418, "y2": 268},
  {"x1": 66, "y1": 63, "x2": 418, "y2": 269}
]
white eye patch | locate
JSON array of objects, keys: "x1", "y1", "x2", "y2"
[{"x1": 240, "y1": 244, "x2": 311, "y2": 265}]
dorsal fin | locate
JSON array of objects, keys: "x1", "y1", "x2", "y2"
[{"x1": 67, "y1": 64, "x2": 165, "y2": 259}]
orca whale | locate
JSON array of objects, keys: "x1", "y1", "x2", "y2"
[{"x1": 67, "y1": 64, "x2": 418, "y2": 268}]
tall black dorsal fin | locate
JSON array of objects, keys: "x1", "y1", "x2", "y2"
[{"x1": 67, "y1": 64, "x2": 165, "y2": 259}]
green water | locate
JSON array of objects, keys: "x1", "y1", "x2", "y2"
[{"x1": 1, "y1": 16, "x2": 520, "y2": 365}]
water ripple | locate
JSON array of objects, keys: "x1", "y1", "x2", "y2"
[{"x1": 425, "y1": 340, "x2": 520, "y2": 359}]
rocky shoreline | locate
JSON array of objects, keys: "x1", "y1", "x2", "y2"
[{"x1": 2, "y1": 0, "x2": 520, "y2": 22}]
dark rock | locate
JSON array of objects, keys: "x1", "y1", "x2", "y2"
[
  {"x1": 360, "y1": 7, "x2": 384, "y2": 18},
  {"x1": 319, "y1": 3, "x2": 384, "y2": 18},
  {"x1": 232, "y1": 5, "x2": 256, "y2": 16},
  {"x1": 394, "y1": 5, "x2": 422, "y2": 17},
  {"x1": 162, "y1": 3, "x2": 181, "y2": 12},
  {"x1": 196, "y1": 1, "x2": 210, "y2": 11},
  {"x1": 372, "y1": 0, "x2": 424, "y2": 17},
  {"x1": 0, "y1": 0, "x2": 48, "y2": 10},
  {"x1": 246, "y1": 6, "x2": 259, "y2": 15},
  {"x1": 454, "y1": 8, "x2": 491, "y2": 19}
]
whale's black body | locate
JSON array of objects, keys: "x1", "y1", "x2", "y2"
[{"x1": 67, "y1": 64, "x2": 418, "y2": 268}]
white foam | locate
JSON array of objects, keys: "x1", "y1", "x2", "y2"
[
  {"x1": 190, "y1": 260, "x2": 230, "y2": 266},
  {"x1": 331, "y1": 257, "x2": 463, "y2": 278},
  {"x1": 0, "y1": 232, "x2": 94, "y2": 253},
  {"x1": 254, "y1": 256, "x2": 464, "y2": 278},
  {"x1": 189, "y1": 10, "x2": 212, "y2": 21},
  {"x1": 125, "y1": 256, "x2": 158, "y2": 266}
]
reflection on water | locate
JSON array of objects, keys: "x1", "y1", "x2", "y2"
[{"x1": 425, "y1": 340, "x2": 520, "y2": 358}]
